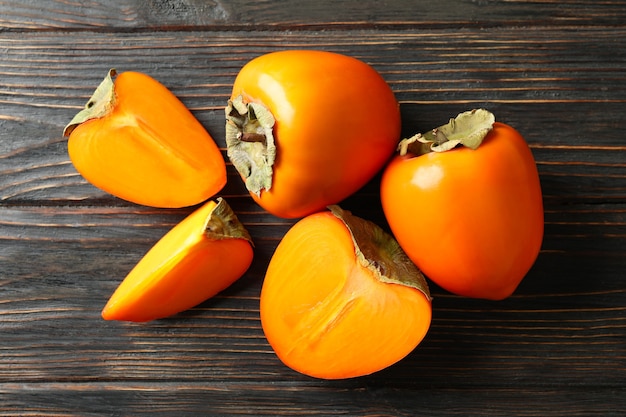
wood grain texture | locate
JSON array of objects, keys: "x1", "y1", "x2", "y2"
[
  {"x1": 1, "y1": 1, "x2": 626, "y2": 416},
  {"x1": 2, "y1": 0, "x2": 626, "y2": 29}
]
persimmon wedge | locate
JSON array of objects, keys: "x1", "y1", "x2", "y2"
[
  {"x1": 64, "y1": 69, "x2": 226, "y2": 208},
  {"x1": 102, "y1": 198, "x2": 253, "y2": 322},
  {"x1": 260, "y1": 206, "x2": 432, "y2": 379}
]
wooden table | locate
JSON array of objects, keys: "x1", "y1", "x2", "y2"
[{"x1": 2, "y1": 1, "x2": 625, "y2": 415}]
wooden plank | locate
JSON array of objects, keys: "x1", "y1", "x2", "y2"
[
  {"x1": 1, "y1": 203, "x2": 625, "y2": 386},
  {"x1": 0, "y1": 384, "x2": 625, "y2": 416},
  {"x1": 1, "y1": 29, "x2": 625, "y2": 204},
  {"x1": 2, "y1": 0, "x2": 626, "y2": 29}
]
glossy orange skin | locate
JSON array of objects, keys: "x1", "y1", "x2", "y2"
[
  {"x1": 68, "y1": 71, "x2": 226, "y2": 208},
  {"x1": 231, "y1": 50, "x2": 401, "y2": 218},
  {"x1": 102, "y1": 200, "x2": 253, "y2": 322},
  {"x1": 380, "y1": 122, "x2": 544, "y2": 300},
  {"x1": 260, "y1": 210, "x2": 432, "y2": 379}
]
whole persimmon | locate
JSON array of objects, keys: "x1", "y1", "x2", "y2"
[
  {"x1": 381, "y1": 109, "x2": 544, "y2": 300},
  {"x1": 64, "y1": 69, "x2": 226, "y2": 208},
  {"x1": 260, "y1": 206, "x2": 432, "y2": 379},
  {"x1": 225, "y1": 50, "x2": 401, "y2": 219}
]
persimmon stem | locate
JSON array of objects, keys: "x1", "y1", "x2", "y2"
[
  {"x1": 398, "y1": 108, "x2": 495, "y2": 156},
  {"x1": 239, "y1": 132, "x2": 267, "y2": 143}
]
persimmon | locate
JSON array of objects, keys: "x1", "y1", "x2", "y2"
[
  {"x1": 102, "y1": 198, "x2": 253, "y2": 322},
  {"x1": 64, "y1": 69, "x2": 226, "y2": 208},
  {"x1": 380, "y1": 109, "x2": 544, "y2": 300},
  {"x1": 225, "y1": 50, "x2": 401, "y2": 219},
  {"x1": 260, "y1": 206, "x2": 432, "y2": 379}
]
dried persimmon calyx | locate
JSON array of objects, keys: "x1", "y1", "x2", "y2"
[
  {"x1": 328, "y1": 205, "x2": 431, "y2": 300},
  {"x1": 64, "y1": 69, "x2": 117, "y2": 137}
]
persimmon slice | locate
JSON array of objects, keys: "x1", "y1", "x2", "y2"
[
  {"x1": 102, "y1": 198, "x2": 253, "y2": 322},
  {"x1": 64, "y1": 69, "x2": 226, "y2": 208},
  {"x1": 260, "y1": 206, "x2": 432, "y2": 379}
]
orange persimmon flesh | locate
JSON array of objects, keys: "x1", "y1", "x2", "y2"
[
  {"x1": 65, "y1": 69, "x2": 226, "y2": 208},
  {"x1": 102, "y1": 198, "x2": 253, "y2": 322},
  {"x1": 260, "y1": 206, "x2": 432, "y2": 379}
]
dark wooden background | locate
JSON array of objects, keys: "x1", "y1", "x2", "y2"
[{"x1": 1, "y1": 1, "x2": 625, "y2": 415}]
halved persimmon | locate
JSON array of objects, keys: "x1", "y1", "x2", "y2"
[
  {"x1": 260, "y1": 206, "x2": 432, "y2": 379},
  {"x1": 102, "y1": 198, "x2": 253, "y2": 322},
  {"x1": 64, "y1": 69, "x2": 226, "y2": 208}
]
